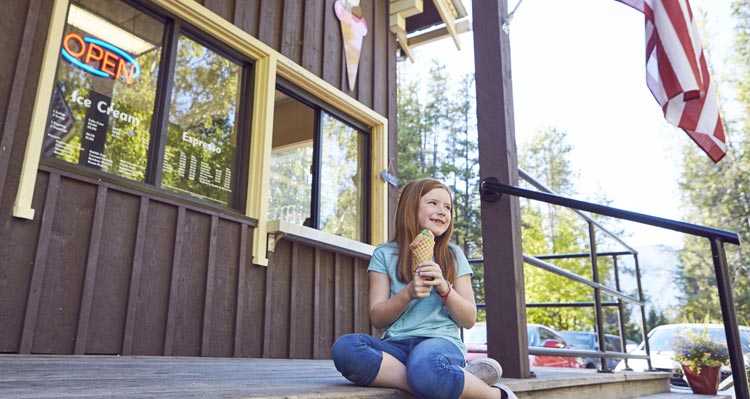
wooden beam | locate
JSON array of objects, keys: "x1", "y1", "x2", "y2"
[
  {"x1": 389, "y1": 0, "x2": 423, "y2": 18},
  {"x1": 432, "y1": 0, "x2": 461, "y2": 50},
  {"x1": 472, "y1": 0, "x2": 530, "y2": 378},
  {"x1": 407, "y1": 18, "x2": 471, "y2": 48},
  {"x1": 389, "y1": 13, "x2": 414, "y2": 62}
]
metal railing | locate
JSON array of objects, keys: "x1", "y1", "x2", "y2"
[{"x1": 476, "y1": 175, "x2": 747, "y2": 399}]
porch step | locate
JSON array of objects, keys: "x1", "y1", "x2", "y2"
[
  {"x1": 632, "y1": 394, "x2": 731, "y2": 399},
  {"x1": 3, "y1": 355, "x2": 714, "y2": 399},
  {"x1": 507, "y1": 367, "x2": 672, "y2": 398}
]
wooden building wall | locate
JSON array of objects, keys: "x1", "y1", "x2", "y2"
[{"x1": 0, "y1": 0, "x2": 395, "y2": 358}]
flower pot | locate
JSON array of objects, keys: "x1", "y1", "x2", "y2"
[{"x1": 681, "y1": 364, "x2": 721, "y2": 395}]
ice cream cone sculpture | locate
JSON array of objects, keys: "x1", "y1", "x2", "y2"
[
  {"x1": 334, "y1": 0, "x2": 368, "y2": 91},
  {"x1": 409, "y1": 229, "x2": 435, "y2": 276}
]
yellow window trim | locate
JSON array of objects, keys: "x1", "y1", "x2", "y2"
[{"x1": 14, "y1": 0, "x2": 389, "y2": 267}]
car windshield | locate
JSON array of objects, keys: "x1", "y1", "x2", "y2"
[
  {"x1": 560, "y1": 332, "x2": 595, "y2": 348},
  {"x1": 647, "y1": 325, "x2": 750, "y2": 353}
]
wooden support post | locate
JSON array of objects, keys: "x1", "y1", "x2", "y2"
[{"x1": 472, "y1": 0, "x2": 530, "y2": 379}]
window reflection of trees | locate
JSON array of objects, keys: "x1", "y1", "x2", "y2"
[
  {"x1": 320, "y1": 113, "x2": 366, "y2": 241},
  {"x1": 161, "y1": 36, "x2": 240, "y2": 206},
  {"x1": 269, "y1": 145, "x2": 313, "y2": 226},
  {"x1": 49, "y1": 20, "x2": 162, "y2": 182}
]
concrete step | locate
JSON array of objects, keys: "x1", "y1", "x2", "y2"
[
  {"x1": 631, "y1": 394, "x2": 731, "y2": 399},
  {"x1": 505, "y1": 367, "x2": 671, "y2": 398}
]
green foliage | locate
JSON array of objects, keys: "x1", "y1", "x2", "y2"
[
  {"x1": 676, "y1": 0, "x2": 750, "y2": 325},
  {"x1": 397, "y1": 65, "x2": 637, "y2": 333}
]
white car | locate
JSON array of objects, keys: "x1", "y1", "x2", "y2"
[{"x1": 615, "y1": 324, "x2": 750, "y2": 392}]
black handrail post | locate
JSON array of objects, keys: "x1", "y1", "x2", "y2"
[
  {"x1": 588, "y1": 222, "x2": 609, "y2": 372},
  {"x1": 711, "y1": 238, "x2": 750, "y2": 399},
  {"x1": 633, "y1": 253, "x2": 654, "y2": 371},
  {"x1": 613, "y1": 255, "x2": 631, "y2": 370}
]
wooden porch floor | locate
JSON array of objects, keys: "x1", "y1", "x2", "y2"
[{"x1": 0, "y1": 354, "x2": 727, "y2": 399}]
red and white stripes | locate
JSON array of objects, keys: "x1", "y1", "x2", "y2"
[{"x1": 617, "y1": 0, "x2": 727, "y2": 162}]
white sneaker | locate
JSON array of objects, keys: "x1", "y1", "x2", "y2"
[
  {"x1": 465, "y1": 358, "x2": 502, "y2": 386},
  {"x1": 493, "y1": 383, "x2": 518, "y2": 399}
]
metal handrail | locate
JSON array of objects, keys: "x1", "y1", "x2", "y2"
[
  {"x1": 523, "y1": 254, "x2": 642, "y2": 305},
  {"x1": 479, "y1": 177, "x2": 748, "y2": 399},
  {"x1": 518, "y1": 168, "x2": 640, "y2": 253},
  {"x1": 481, "y1": 177, "x2": 740, "y2": 244}
]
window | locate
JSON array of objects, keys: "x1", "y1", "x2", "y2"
[
  {"x1": 44, "y1": 0, "x2": 249, "y2": 209},
  {"x1": 269, "y1": 88, "x2": 369, "y2": 242},
  {"x1": 19, "y1": 0, "x2": 389, "y2": 262},
  {"x1": 161, "y1": 35, "x2": 242, "y2": 206}
]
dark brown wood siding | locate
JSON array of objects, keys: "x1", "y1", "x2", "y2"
[{"x1": 0, "y1": 0, "x2": 391, "y2": 358}]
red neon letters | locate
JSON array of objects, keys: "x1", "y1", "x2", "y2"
[{"x1": 63, "y1": 33, "x2": 138, "y2": 84}]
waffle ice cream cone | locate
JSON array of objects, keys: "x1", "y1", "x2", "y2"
[{"x1": 409, "y1": 229, "x2": 435, "y2": 275}]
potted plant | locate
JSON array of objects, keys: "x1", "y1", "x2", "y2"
[{"x1": 672, "y1": 328, "x2": 729, "y2": 395}]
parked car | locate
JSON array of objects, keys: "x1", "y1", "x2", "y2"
[
  {"x1": 464, "y1": 322, "x2": 584, "y2": 368},
  {"x1": 559, "y1": 331, "x2": 627, "y2": 369},
  {"x1": 614, "y1": 323, "x2": 750, "y2": 391}
]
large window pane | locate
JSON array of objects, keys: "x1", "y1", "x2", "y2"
[
  {"x1": 319, "y1": 112, "x2": 367, "y2": 241},
  {"x1": 161, "y1": 35, "x2": 241, "y2": 206},
  {"x1": 269, "y1": 90, "x2": 314, "y2": 226},
  {"x1": 45, "y1": 1, "x2": 163, "y2": 181},
  {"x1": 269, "y1": 89, "x2": 368, "y2": 241}
]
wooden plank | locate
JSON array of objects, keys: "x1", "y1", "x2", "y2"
[
  {"x1": 289, "y1": 243, "x2": 314, "y2": 359},
  {"x1": 373, "y1": 0, "x2": 387, "y2": 116},
  {"x1": 288, "y1": 242, "x2": 299, "y2": 358},
  {"x1": 0, "y1": 355, "x2": 419, "y2": 398},
  {"x1": 313, "y1": 247, "x2": 322, "y2": 359},
  {"x1": 204, "y1": 218, "x2": 240, "y2": 357},
  {"x1": 258, "y1": 0, "x2": 283, "y2": 50},
  {"x1": 263, "y1": 239, "x2": 291, "y2": 358},
  {"x1": 322, "y1": 0, "x2": 343, "y2": 90},
  {"x1": 280, "y1": 0, "x2": 303, "y2": 62},
  {"x1": 74, "y1": 186, "x2": 108, "y2": 354},
  {"x1": 33, "y1": 177, "x2": 96, "y2": 354},
  {"x1": 86, "y1": 190, "x2": 139, "y2": 354},
  {"x1": 123, "y1": 197, "x2": 150, "y2": 355},
  {"x1": 203, "y1": 0, "x2": 234, "y2": 22},
  {"x1": 354, "y1": 258, "x2": 371, "y2": 334},
  {"x1": 19, "y1": 173, "x2": 59, "y2": 354},
  {"x1": 356, "y1": 0, "x2": 373, "y2": 106},
  {"x1": 233, "y1": 0, "x2": 261, "y2": 37},
  {"x1": 0, "y1": 0, "x2": 41, "y2": 204},
  {"x1": 201, "y1": 216, "x2": 219, "y2": 356},
  {"x1": 234, "y1": 224, "x2": 249, "y2": 357},
  {"x1": 133, "y1": 201, "x2": 177, "y2": 355},
  {"x1": 0, "y1": 172, "x2": 48, "y2": 353},
  {"x1": 316, "y1": 249, "x2": 336, "y2": 359},
  {"x1": 164, "y1": 206, "x2": 186, "y2": 356},
  {"x1": 172, "y1": 211, "x2": 211, "y2": 356},
  {"x1": 334, "y1": 253, "x2": 354, "y2": 338},
  {"x1": 235, "y1": 226, "x2": 265, "y2": 357},
  {"x1": 302, "y1": 0, "x2": 324, "y2": 76},
  {"x1": 473, "y1": 0, "x2": 530, "y2": 378}
]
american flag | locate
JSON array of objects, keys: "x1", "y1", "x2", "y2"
[{"x1": 616, "y1": 0, "x2": 727, "y2": 163}]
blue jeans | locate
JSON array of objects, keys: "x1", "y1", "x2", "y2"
[{"x1": 331, "y1": 334, "x2": 467, "y2": 399}]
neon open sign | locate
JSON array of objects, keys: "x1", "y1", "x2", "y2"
[{"x1": 61, "y1": 33, "x2": 140, "y2": 84}]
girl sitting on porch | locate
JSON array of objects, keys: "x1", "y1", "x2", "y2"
[{"x1": 332, "y1": 178, "x2": 517, "y2": 399}]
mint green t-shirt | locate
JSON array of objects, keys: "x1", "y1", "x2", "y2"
[{"x1": 368, "y1": 241, "x2": 474, "y2": 354}]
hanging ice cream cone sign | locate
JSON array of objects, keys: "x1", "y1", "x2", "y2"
[{"x1": 334, "y1": 0, "x2": 367, "y2": 91}]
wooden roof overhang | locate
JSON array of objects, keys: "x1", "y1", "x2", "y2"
[{"x1": 390, "y1": 0, "x2": 471, "y2": 61}]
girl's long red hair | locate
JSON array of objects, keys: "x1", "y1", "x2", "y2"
[{"x1": 393, "y1": 178, "x2": 456, "y2": 284}]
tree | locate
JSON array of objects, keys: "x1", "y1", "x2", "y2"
[{"x1": 675, "y1": 0, "x2": 750, "y2": 326}]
